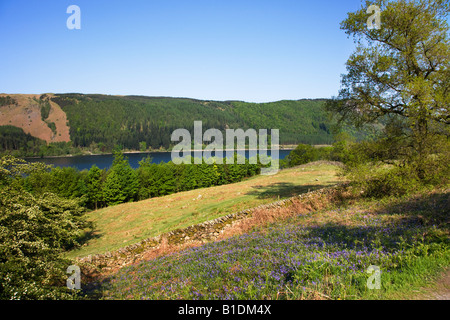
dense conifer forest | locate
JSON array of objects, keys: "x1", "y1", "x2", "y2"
[{"x1": 51, "y1": 94, "x2": 338, "y2": 150}]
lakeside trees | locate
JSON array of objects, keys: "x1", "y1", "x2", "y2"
[
  {"x1": 86, "y1": 165, "x2": 103, "y2": 210},
  {"x1": 0, "y1": 125, "x2": 85, "y2": 158},
  {"x1": 0, "y1": 126, "x2": 45, "y2": 155},
  {"x1": 103, "y1": 151, "x2": 139, "y2": 206},
  {"x1": 17, "y1": 151, "x2": 263, "y2": 210}
]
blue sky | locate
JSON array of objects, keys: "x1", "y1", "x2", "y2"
[{"x1": 0, "y1": 0, "x2": 365, "y2": 102}]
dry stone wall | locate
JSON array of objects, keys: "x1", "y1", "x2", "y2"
[{"x1": 76, "y1": 185, "x2": 340, "y2": 272}]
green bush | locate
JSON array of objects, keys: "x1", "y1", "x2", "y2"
[
  {"x1": 285, "y1": 144, "x2": 316, "y2": 166},
  {"x1": 1, "y1": 156, "x2": 88, "y2": 299},
  {"x1": 337, "y1": 130, "x2": 449, "y2": 198},
  {"x1": 344, "y1": 152, "x2": 449, "y2": 199},
  {"x1": 348, "y1": 164, "x2": 419, "y2": 198},
  {"x1": 411, "y1": 144, "x2": 450, "y2": 187}
]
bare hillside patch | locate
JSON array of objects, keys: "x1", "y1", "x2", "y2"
[{"x1": 0, "y1": 93, "x2": 70, "y2": 143}]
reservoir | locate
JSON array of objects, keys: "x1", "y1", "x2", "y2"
[{"x1": 26, "y1": 149, "x2": 292, "y2": 171}]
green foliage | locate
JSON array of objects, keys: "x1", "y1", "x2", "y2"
[
  {"x1": 38, "y1": 94, "x2": 52, "y2": 121},
  {"x1": 49, "y1": 167, "x2": 87, "y2": 200},
  {"x1": 136, "y1": 154, "x2": 262, "y2": 202},
  {"x1": 51, "y1": 94, "x2": 367, "y2": 152},
  {"x1": 1, "y1": 156, "x2": 50, "y2": 187},
  {"x1": 0, "y1": 156, "x2": 88, "y2": 299},
  {"x1": 283, "y1": 144, "x2": 320, "y2": 167},
  {"x1": 86, "y1": 165, "x2": 104, "y2": 210},
  {"x1": 2, "y1": 95, "x2": 377, "y2": 157},
  {"x1": 23, "y1": 164, "x2": 87, "y2": 204},
  {"x1": 40, "y1": 102, "x2": 51, "y2": 121},
  {"x1": 139, "y1": 141, "x2": 147, "y2": 152},
  {"x1": 328, "y1": 0, "x2": 450, "y2": 169},
  {"x1": 136, "y1": 157, "x2": 157, "y2": 199},
  {"x1": 16, "y1": 150, "x2": 265, "y2": 210},
  {"x1": 345, "y1": 164, "x2": 418, "y2": 198},
  {"x1": 37, "y1": 141, "x2": 84, "y2": 157},
  {"x1": 0, "y1": 96, "x2": 17, "y2": 107},
  {"x1": 46, "y1": 121, "x2": 57, "y2": 135},
  {"x1": 0, "y1": 126, "x2": 85, "y2": 158},
  {"x1": 326, "y1": 0, "x2": 450, "y2": 198},
  {"x1": 342, "y1": 137, "x2": 450, "y2": 198},
  {"x1": 281, "y1": 134, "x2": 357, "y2": 168},
  {"x1": 0, "y1": 125, "x2": 46, "y2": 156},
  {"x1": 103, "y1": 151, "x2": 139, "y2": 206}
]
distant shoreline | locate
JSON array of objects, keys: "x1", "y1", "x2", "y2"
[{"x1": 24, "y1": 146, "x2": 297, "y2": 160}]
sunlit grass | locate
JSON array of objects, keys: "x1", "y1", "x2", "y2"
[
  {"x1": 67, "y1": 163, "x2": 340, "y2": 258},
  {"x1": 92, "y1": 189, "x2": 449, "y2": 300}
]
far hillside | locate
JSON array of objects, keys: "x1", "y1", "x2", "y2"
[
  {"x1": 0, "y1": 93, "x2": 376, "y2": 156},
  {"x1": 52, "y1": 94, "x2": 341, "y2": 150}
]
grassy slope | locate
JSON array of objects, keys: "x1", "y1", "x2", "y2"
[
  {"x1": 68, "y1": 163, "x2": 341, "y2": 259},
  {"x1": 93, "y1": 187, "x2": 449, "y2": 300}
]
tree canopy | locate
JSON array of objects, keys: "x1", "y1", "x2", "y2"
[{"x1": 327, "y1": 0, "x2": 450, "y2": 172}]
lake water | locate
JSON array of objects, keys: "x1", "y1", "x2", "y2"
[{"x1": 26, "y1": 149, "x2": 292, "y2": 171}]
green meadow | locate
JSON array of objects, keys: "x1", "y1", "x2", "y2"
[{"x1": 68, "y1": 162, "x2": 341, "y2": 259}]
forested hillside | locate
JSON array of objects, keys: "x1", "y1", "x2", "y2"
[
  {"x1": 50, "y1": 94, "x2": 339, "y2": 151},
  {"x1": 1, "y1": 93, "x2": 373, "y2": 156},
  {"x1": 0, "y1": 125, "x2": 44, "y2": 154}
]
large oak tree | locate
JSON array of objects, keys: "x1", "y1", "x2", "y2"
[{"x1": 328, "y1": 0, "x2": 449, "y2": 172}]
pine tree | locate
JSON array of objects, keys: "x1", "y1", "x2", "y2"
[
  {"x1": 103, "y1": 151, "x2": 138, "y2": 206},
  {"x1": 86, "y1": 165, "x2": 103, "y2": 209}
]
